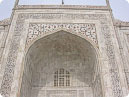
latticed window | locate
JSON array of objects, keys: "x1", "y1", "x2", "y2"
[{"x1": 54, "y1": 68, "x2": 70, "y2": 87}]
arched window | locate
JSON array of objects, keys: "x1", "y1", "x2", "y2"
[{"x1": 54, "y1": 68, "x2": 70, "y2": 87}]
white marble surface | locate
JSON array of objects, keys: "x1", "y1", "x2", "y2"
[{"x1": 0, "y1": 5, "x2": 128, "y2": 97}]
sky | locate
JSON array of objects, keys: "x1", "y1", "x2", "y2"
[{"x1": 0, "y1": 0, "x2": 129, "y2": 22}]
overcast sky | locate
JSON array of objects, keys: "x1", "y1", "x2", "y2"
[{"x1": 0, "y1": 0, "x2": 129, "y2": 22}]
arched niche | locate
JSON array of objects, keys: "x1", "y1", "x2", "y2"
[{"x1": 20, "y1": 30, "x2": 103, "y2": 97}]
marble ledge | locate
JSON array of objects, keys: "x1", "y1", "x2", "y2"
[{"x1": 14, "y1": 5, "x2": 110, "y2": 11}]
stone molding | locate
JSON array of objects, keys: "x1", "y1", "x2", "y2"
[
  {"x1": 115, "y1": 19, "x2": 129, "y2": 27},
  {"x1": 15, "y1": 5, "x2": 109, "y2": 10},
  {"x1": 0, "y1": 18, "x2": 10, "y2": 26}
]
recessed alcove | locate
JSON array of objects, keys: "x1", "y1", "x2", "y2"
[{"x1": 20, "y1": 31, "x2": 103, "y2": 97}]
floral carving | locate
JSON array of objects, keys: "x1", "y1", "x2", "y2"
[
  {"x1": 101, "y1": 24, "x2": 123, "y2": 97},
  {"x1": 27, "y1": 23, "x2": 97, "y2": 45}
]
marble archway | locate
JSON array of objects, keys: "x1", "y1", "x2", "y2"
[{"x1": 20, "y1": 30, "x2": 103, "y2": 97}]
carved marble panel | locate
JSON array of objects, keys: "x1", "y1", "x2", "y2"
[
  {"x1": 127, "y1": 34, "x2": 129, "y2": 44},
  {"x1": 125, "y1": 72, "x2": 129, "y2": 86},
  {"x1": 46, "y1": 90, "x2": 77, "y2": 97},
  {"x1": 93, "y1": 75, "x2": 103, "y2": 97},
  {"x1": 126, "y1": 34, "x2": 129, "y2": 86}
]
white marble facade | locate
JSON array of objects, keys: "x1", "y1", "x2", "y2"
[{"x1": 0, "y1": 4, "x2": 129, "y2": 97}]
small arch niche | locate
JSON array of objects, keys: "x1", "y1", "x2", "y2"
[{"x1": 20, "y1": 31, "x2": 103, "y2": 97}]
